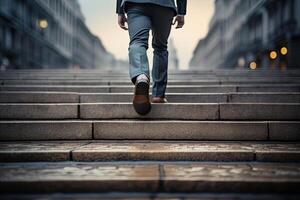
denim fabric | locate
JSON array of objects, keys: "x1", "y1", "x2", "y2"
[{"x1": 127, "y1": 3, "x2": 174, "y2": 97}]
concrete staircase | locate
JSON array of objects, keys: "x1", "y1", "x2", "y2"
[{"x1": 0, "y1": 69, "x2": 300, "y2": 199}]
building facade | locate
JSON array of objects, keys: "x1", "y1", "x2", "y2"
[
  {"x1": 190, "y1": 0, "x2": 300, "y2": 70},
  {"x1": 0, "y1": 0, "x2": 114, "y2": 69}
]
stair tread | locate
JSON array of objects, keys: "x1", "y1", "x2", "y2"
[
  {"x1": 0, "y1": 103, "x2": 299, "y2": 120},
  {"x1": 0, "y1": 141, "x2": 299, "y2": 162},
  {"x1": 1, "y1": 193, "x2": 299, "y2": 200},
  {"x1": 2, "y1": 92, "x2": 300, "y2": 103},
  {"x1": 0, "y1": 162, "x2": 300, "y2": 193},
  {"x1": 0, "y1": 120, "x2": 298, "y2": 141}
]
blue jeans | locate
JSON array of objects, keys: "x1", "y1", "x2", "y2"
[{"x1": 126, "y1": 3, "x2": 174, "y2": 98}]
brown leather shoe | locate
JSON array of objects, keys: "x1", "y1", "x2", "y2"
[
  {"x1": 151, "y1": 97, "x2": 168, "y2": 103},
  {"x1": 133, "y1": 79, "x2": 151, "y2": 115}
]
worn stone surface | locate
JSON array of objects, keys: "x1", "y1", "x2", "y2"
[
  {"x1": 94, "y1": 121, "x2": 268, "y2": 140},
  {"x1": 80, "y1": 93, "x2": 228, "y2": 103},
  {"x1": 0, "y1": 92, "x2": 79, "y2": 103},
  {"x1": 223, "y1": 80, "x2": 300, "y2": 85},
  {"x1": 163, "y1": 163, "x2": 300, "y2": 193},
  {"x1": 229, "y1": 93, "x2": 300, "y2": 103},
  {"x1": 3, "y1": 80, "x2": 111, "y2": 86},
  {"x1": 165, "y1": 94, "x2": 228, "y2": 103},
  {"x1": 2, "y1": 85, "x2": 300, "y2": 93},
  {"x1": 251, "y1": 143, "x2": 300, "y2": 162},
  {"x1": 2, "y1": 80, "x2": 224, "y2": 86},
  {"x1": 72, "y1": 142, "x2": 254, "y2": 161},
  {"x1": 110, "y1": 86, "x2": 237, "y2": 93},
  {"x1": 80, "y1": 93, "x2": 133, "y2": 103},
  {"x1": 237, "y1": 85, "x2": 300, "y2": 92},
  {"x1": 167, "y1": 80, "x2": 221, "y2": 85},
  {"x1": 73, "y1": 142, "x2": 300, "y2": 162},
  {"x1": 0, "y1": 85, "x2": 109, "y2": 93},
  {"x1": 0, "y1": 121, "x2": 92, "y2": 141},
  {"x1": 0, "y1": 142, "x2": 87, "y2": 162},
  {"x1": 0, "y1": 85, "x2": 237, "y2": 93},
  {"x1": 269, "y1": 122, "x2": 300, "y2": 141},
  {"x1": 1, "y1": 69, "x2": 300, "y2": 196},
  {"x1": 80, "y1": 93, "x2": 300, "y2": 103},
  {"x1": 80, "y1": 103, "x2": 219, "y2": 120},
  {"x1": 0, "y1": 163, "x2": 159, "y2": 193},
  {"x1": 168, "y1": 86, "x2": 235, "y2": 93},
  {"x1": 220, "y1": 103, "x2": 300, "y2": 120},
  {"x1": 0, "y1": 104, "x2": 78, "y2": 119},
  {"x1": 0, "y1": 162, "x2": 300, "y2": 193},
  {"x1": 1, "y1": 142, "x2": 299, "y2": 162},
  {"x1": 1, "y1": 194, "x2": 299, "y2": 200}
]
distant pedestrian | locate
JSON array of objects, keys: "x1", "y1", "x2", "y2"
[{"x1": 116, "y1": 0, "x2": 187, "y2": 115}]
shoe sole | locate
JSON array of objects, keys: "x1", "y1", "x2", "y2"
[{"x1": 133, "y1": 81, "x2": 151, "y2": 115}]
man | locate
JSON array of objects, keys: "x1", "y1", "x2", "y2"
[{"x1": 116, "y1": 0, "x2": 187, "y2": 115}]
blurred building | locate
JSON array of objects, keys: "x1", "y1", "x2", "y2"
[
  {"x1": 0, "y1": 0, "x2": 114, "y2": 69},
  {"x1": 190, "y1": 0, "x2": 300, "y2": 70}
]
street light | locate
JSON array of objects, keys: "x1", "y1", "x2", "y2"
[
  {"x1": 38, "y1": 19, "x2": 48, "y2": 29},
  {"x1": 249, "y1": 61, "x2": 257, "y2": 70},
  {"x1": 280, "y1": 47, "x2": 288, "y2": 56},
  {"x1": 269, "y1": 51, "x2": 277, "y2": 60}
]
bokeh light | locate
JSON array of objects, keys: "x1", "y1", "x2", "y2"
[
  {"x1": 249, "y1": 61, "x2": 257, "y2": 70},
  {"x1": 38, "y1": 19, "x2": 48, "y2": 29},
  {"x1": 280, "y1": 47, "x2": 288, "y2": 56},
  {"x1": 270, "y1": 51, "x2": 278, "y2": 60}
]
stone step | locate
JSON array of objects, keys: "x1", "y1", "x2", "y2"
[
  {"x1": 0, "y1": 85, "x2": 233, "y2": 93},
  {"x1": 1, "y1": 85, "x2": 300, "y2": 93},
  {"x1": 0, "y1": 141, "x2": 84, "y2": 162},
  {"x1": 82, "y1": 93, "x2": 228, "y2": 103},
  {"x1": 70, "y1": 142, "x2": 300, "y2": 162},
  {"x1": 0, "y1": 121, "x2": 298, "y2": 141},
  {"x1": 1, "y1": 78, "x2": 300, "y2": 84},
  {"x1": 1, "y1": 68, "x2": 299, "y2": 72},
  {"x1": 1, "y1": 92, "x2": 299, "y2": 103},
  {"x1": 0, "y1": 162, "x2": 299, "y2": 193},
  {"x1": 0, "y1": 103, "x2": 79, "y2": 119},
  {"x1": 219, "y1": 103, "x2": 300, "y2": 120},
  {"x1": 0, "y1": 91, "x2": 80, "y2": 103},
  {"x1": 0, "y1": 194, "x2": 299, "y2": 200},
  {"x1": 81, "y1": 103, "x2": 300, "y2": 120},
  {"x1": 0, "y1": 103, "x2": 79, "y2": 120},
  {"x1": 4, "y1": 71, "x2": 300, "y2": 76},
  {"x1": 3, "y1": 79, "x2": 300, "y2": 86},
  {"x1": 81, "y1": 93, "x2": 300, "y2": 103},
  {"x1": 0, "y1": 103, "x2": 299, "y2": 120},
  {"x1": 93, "y1": 121, "x2": 299, "y2": 141},
  {"x1": 1, "y1": 71, "x2": 300, "y2": 76},
  {"x1": 0, "y1": 121, "x2": 92, "y2": 141},
  {"x1": 0, "y1": 141, "x2": 299, "y2": 162},
  {"x1": 1, "y1": 72, "x2": 299, "y2": 76}
]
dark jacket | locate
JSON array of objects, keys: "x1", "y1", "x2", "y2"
[{"x1": 116, "y1": 0, "x2": 187, "y2": 16}]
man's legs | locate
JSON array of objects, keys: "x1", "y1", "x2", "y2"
[
  {"x1": 151, "y1": 6, "x2": 174, "y2": 98},
  {"x1": 126, "y1": 4, "x2": 152, "y2": 115},
  {"x1": 126, "y1": 4, "x2": 151, "y2": 84}
]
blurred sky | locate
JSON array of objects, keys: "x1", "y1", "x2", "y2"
[{"x1": 78, "y1": 0, "x2": 214, "y2": 69}]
